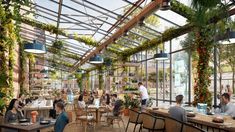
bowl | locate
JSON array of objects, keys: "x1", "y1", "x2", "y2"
[
  {"x1": 212, "y1": 117, "x2": 224, "y2": 123},
  {"x1": 187, "y1": 112, "x2": 196, "y2": 117}
]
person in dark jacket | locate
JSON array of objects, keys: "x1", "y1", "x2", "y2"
[
  {"x1": 49, "y1": 94, "x2": 63, "y2": 119},
  {"x1": 54, "y1": 102, "x2": 69, "y2": 132}
]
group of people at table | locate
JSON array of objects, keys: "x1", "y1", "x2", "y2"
[
  {"x1": 2, "y1": 82, "x2": 234, "y2": 132},
  {"x1": 168, "y1": 86, "x2": 235, "y2": 123}
]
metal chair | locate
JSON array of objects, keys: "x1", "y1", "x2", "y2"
[
  {"x1": 125, "y1": 109, "x2": 143, "y2": 132},
  {"x1": 165, "y1": 117, "x2": 183, "y2": 132},
  {"x1": 141, "y1": 112, "x2": 165, "y2": 132}
]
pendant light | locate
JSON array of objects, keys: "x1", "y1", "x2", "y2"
[
  {"x1": 89, "y1": 54, "x2": 104, "y2": 64},
  {"x1": 154, "y1": 36, "x2": 169, "y2": 60},
  {"x1": 154, "y1": 50, "x2": 169, "y2": 60},
  {"x1": 160, "y1": 0, "x2": 171, "y2": 11},
  {"x1": 24, "y1": 40, "x2": 46, "y2": 54}
]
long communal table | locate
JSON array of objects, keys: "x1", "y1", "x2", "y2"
[
  {"x1": 146, "y1": 108, "x2": 235, "y2": 132},
  {"x1": 0, "y1": 121, "x2": 55, "y2": 132}
]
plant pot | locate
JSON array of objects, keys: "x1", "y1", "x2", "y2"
[{"x1": 123, "y1": 108, "x2": 129, "y2": 116}]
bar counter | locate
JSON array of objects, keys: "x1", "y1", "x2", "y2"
[{"x1": 147, "y1": 108, "x2": 235, "y2": 132}]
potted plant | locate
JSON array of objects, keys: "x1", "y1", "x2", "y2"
[
  {"x1": 123, "y1": 94, "x2": 131, "y2": 116},
  {"x1": 130, "y1": 98, "x2": 140, "y2": 111}
]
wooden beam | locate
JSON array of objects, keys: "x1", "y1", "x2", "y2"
[
  {"x1": 120, "y1": 8, "x2": 235, "y2": 57},
  {"x1": 71, "y1": 0, "x2": 163, "y2": 72}
]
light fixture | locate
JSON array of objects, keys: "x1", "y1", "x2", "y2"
[
  {"x1": 24, "y1": 40, "x2": 46, "y2": 54},
  {"x1": 113, "y1": 39, "x2": 117, "y2": 44},
  {"x1": 138, "y1": 17, "x2": 145, "y2": 26},
  {"x1": 89, "y1": 54, "x2": 104, "y2": 64},
  {"x1": 77, "y1": 69, "x2": 84, "y2": 74},
  {"x1": 217, "y1": 29, "x2": 235, "y2": 44},
  {"x1": 154, "y1": 50, "x2": 169, "y2": 60},
  {"x1": 123, "y1": 30, "x2": 128, "y2": 36},
  {"x1": 160, "y1": 0, "x2": 171, "y2": 11}
]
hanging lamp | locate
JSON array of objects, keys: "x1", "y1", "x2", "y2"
[
  {"x1": 154, "y1": 50, "x2": 169, "y2": 60},
  {"x1": 89, "y1": 54, "x2": 104, "y2": 64},
  {"x1": 160, "y1": 0, "x2": 171, "y2": 11},
  {"x1": 24, "y1": 40, "x2": 46, "y2": 54}
]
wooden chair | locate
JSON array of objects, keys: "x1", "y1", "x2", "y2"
[
  {"x1": 165, "y1": 117, "x2": 183, "y2": 132},
  {"x1": 141, "y1": 112, "x2": 165, "y2": 132},
  {"x1": 63, "y1": 122, "x2": 84, "y2": 132},
  {"x1": 182, "y1": 123, "x2": 206, "y2": 132},
  {"x1": 125, "y1": 109, "x2": 143, "y2": 132},
  {"x1": 74, "y1": 107, "x2": 96, "y2": 132},
  {"x1": 106, "y1": 108, "x2": 125, "y2": 131}
]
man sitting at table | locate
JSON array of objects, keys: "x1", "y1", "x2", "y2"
[
  {"x1": 168, "y1": 95, "x2": 187, "y2": 122},
  {"x1": 54, "y1": 102, "x2": 69, "y2": 132},
  {"x1": 221, "y1": 93, "x2": 235, "y2": 117}
]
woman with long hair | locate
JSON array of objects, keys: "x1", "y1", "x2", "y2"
[
  {"x1": 77, "y1": 94, "x2": 86, "y2": 108},
  {"x1": 5, "y1": 99, "x2": 23, "y2": 123}
]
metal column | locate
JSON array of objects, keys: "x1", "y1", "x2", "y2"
[
  {"x1": 188, "y1": 50, "x2": 192, "y2": 105},
  {"x1": 145, "y1": 51, "x2": 148, "y2": 88},
  {"x1": 156, "y1": 48, "x2": 159, "y2": 106},
  {"x1": 170, "y1": 40, "x2": 172, "y2": 104},
  {"x1": 213, "y1": 45, "x2": 218, "y2": 106}
]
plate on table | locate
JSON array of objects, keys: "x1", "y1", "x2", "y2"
[
  {"x1": 19, "y1": 118, "x2": 29, "y2": 123},
  {"x1": 40, "y1": 120, "x2": 50, "y2": 125},
  {"x1": 207, "y1": 112, "x2": 215, "y2": 115},
  {"x1": 20, "y1": 122, "x2": 31, "y2": 126}
]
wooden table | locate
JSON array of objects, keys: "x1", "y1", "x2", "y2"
[
  {"x1": 0, "y1": 121, "x2": 55, "y2": 132},
  {"x1": 147, "y1": 108, "x2": 235, "y2": 132},
  {"x1": 87, "y1": 105, "x2": 106, "y2": 122}
]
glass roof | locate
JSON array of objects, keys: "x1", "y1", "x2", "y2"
[{"x1": 20, "y1": 0, "x2": 191, "y2": 70}]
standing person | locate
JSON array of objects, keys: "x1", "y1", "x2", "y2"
[
  {"x1": 5, "y1": 99, "x2": 23, "y2": 123},
  {"x1": 138, "y1": 82, "x2": 149, "y2": 110},
  {"x1": 54, "y1": 102, "x2": 69, "y2": 132},
  {"x1": 168, "y1": 95, "x2": 187, "y2": 122}
]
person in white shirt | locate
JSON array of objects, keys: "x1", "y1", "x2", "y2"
[
  {"x1": 221, "y1": 93, "x2": 235, "y2": 117},
  {"x1": 138, "y1": 82, "x2": 149, "y2": 109},
  {"x1": 77, "y1": 94, "x2": 86, "y2": 109}
]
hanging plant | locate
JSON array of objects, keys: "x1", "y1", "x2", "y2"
[
  {"x1": 52, "y1": 40, "x2": 64, "y2": 50},
  {"x1": 104, "y1": 57, "x2": 112, "y2": 67}
]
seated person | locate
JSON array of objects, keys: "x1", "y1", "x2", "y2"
[
  {"x1": 25, "y1": 94, "x2": 32, "y2": 104},
  {"x1": 50, "y1": 94, "x2": 63, "y2": 119},
  {"x1": 87, "y1": 93, "x2": 94, "y2": 105},
  {"x1": 77, "y1": 94, "x2": 86, "y2": 109},
  {"x1": 54, "y1": 102, "x2": 69, "y2": 132},
  {"x1": 168, "y1": 95, "x2": 187, "y2": 122},
  {"x1": 5, "y1": 99, "x2": 23, "y2": 123},
  {"x1": 17, "y1": 93, "x2": 25, "y2": 109},
  {"x1": 105, "y1": 94, "x2": 123, "y2": 124},
  {"x1": 220, "y1": 93, "x2": 235, "y2": 117}
]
